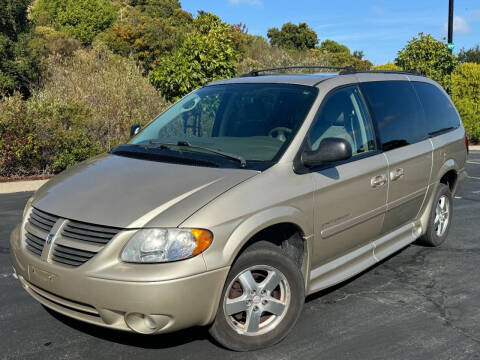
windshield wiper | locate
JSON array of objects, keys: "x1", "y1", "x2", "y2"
[{"x1": 147, "y1": 141, "x2": 247, "y2": 168}]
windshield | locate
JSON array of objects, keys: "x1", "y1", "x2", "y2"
[{"x1": 121, "y1": 83, "x2": 318, "y2": 169}]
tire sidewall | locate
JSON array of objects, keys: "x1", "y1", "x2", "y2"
[
  {"x1": 209, "y1": 243, "x2": 305, "y2": 351},
  {"x1": 426, "y1": 183, "x2": 453, "y2": 246}
]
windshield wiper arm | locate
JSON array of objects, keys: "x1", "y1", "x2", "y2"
[{"x1": 148, "y1": 141, "x2": 247, "y2": 168}]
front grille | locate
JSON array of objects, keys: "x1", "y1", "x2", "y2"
[
  {"x1": 23, "y1": 208, "x2": 121, "y2": 267},
  {"x1": 25, "y1": 208, "x2": 60, "y2": 257}
]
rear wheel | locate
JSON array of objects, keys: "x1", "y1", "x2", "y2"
[
  {"x1": 417, "y1": 183, "x2": 453, "y2": 247},
  {"x1": 209, "y1": 241, "x2": 304, "y2": 351}
]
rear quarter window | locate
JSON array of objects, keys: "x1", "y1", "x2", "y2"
[
  {"x1": 412, "y1": 82, "x2": 460, "y2": 136},
  {"x1": 360, "y1": 81, "x2": 427, "y2": 151}
]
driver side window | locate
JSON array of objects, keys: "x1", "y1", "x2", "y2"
[{"x1": 309, "y1": 86, "x2": 376, "y2": 156}]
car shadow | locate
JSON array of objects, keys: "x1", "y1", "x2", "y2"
[
  {"x1": 44, "y1": 307, "x2": 210, "y2": 349},
  {"x1": 44, "y1": 244, "x2": 414, "y2": 350}
]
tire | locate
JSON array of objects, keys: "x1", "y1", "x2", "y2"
[
  {"x1": 417, "y1": 183, "x2": 453, "y2": 247},
  {"x1": 209, "y1": 241, "x2": 305, "y2": 351}
]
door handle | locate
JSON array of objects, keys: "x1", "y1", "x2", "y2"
[
  {"x1": 371, "y1": 174, "x2": 387, "y2": 188},
  {"x1": 390, "y1": 168, "x2": 404, "y2": 182}
]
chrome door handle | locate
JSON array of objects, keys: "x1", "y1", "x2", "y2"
[
  {"x1": 371, "y1": 174, "x2": 387, "y2": 188},
  {"x1": 390, "y1": 168, "x2": 404, "y2": 181}
]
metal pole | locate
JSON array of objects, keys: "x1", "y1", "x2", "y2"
[{"x1": 448, "y1": 0, "x2": 454, "y2": 53}]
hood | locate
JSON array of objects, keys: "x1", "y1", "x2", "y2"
[{"x1": 33, "y1": 154, "x2": 258, "y2": 228}]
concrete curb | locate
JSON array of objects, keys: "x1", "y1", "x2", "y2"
[
  {"x1": 0, "y1": 180, "x2": 49, "y2": 195},
  {"x1": 470, "y1": 145, "x2": 480, "y2": 151}
]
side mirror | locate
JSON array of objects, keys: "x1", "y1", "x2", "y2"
[
  {"x1": 130, "y1": 124, "x2": 141, "y2": 138},
  {"x1": 301, "y1": 137, "x2": 352, "y2": 168}
]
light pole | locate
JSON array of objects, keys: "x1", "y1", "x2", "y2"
[{"x1": 448, "y1": 0, "x2": 454, "y2": 53}]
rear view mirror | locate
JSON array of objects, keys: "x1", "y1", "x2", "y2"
[
  {"x1": 301, "y1": 137, "x2": 352, "y2": 168},
  {"x1": 130, "y1": 124, "x2": 141, "y2": 138}
]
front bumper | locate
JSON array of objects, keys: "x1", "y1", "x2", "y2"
[{"x1": 10, "y1": 225, "x2": 229, "y2": 334}]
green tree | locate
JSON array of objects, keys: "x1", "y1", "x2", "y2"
[
  {"x1": 267, "y1": 22, "x2": 318, "y2": 50},
  {"x1": 149, "y1": 13, "x2": 241, "y2": 102},
  {"x1": 318, "y1": 39, "x2": 350, "y2": 54},
  {"x1": 372, "y1": 62, "x2": 402, "y2": 70},
  {"x1": 395, "y1": 33, "x2": 457, "y2": 89},
  {"x1": 98, "y1": 6, "x2": 191, "y2": 72},
  {"x1": 0, "y1": 0, "x2": 31, "y2": 40},
  {"x1": 32, "y1": 0, "x2": 117, "y2": 44},
  {"x1": 451, "y1": 62, "x2": 480, "y2": 142},
  {"x1": 458, "y1": 45, "x2": 480, "y2": 64}
]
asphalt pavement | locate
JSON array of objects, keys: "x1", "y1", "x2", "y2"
[{"x1": 1, "y1": 152, "x2": 480, "y2": 360}]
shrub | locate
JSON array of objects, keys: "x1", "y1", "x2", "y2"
[
  {"x1": 32, "y1": 0, "x2": 117, "y2": 44},
  {"x1": 97, "y1": 6, "x2": 189, "y2": 72},
  {"x1": 0, "y1": 45, "x2": 167, "y2": 177},
  {"x1": 395, "y1": 33, "x2": 457, "y2": 89},
  {"x1": 318, "y1": 40, "x2": 350, "y2": 54},
  {"x1": 149, "y1": 13, "x2": 241, "y2": 102},
  {"x1": 458, "y1": 45, "x2": 480, "y2": 64},
  {"x1": 372, "y1": 62, "x2": 402, "y2": 70},
  {"x1": 451, "y1": 62, "x2": 480, "y2": 142}
]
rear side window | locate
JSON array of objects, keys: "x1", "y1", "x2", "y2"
[
  {"x1": 360, "y1": 81, "x2": 426, "y2": 151},
  {"x1": 412, "y1": 82, "x2": 460, "y2": 136}
]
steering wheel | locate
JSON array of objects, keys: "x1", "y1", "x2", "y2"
[{"x1": 268, "y1": 127, "x2": 292, "y2": 142}]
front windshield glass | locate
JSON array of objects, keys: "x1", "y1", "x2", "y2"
[{"x1": 127, "y1": 83, "x2": 318, "y2": 168}]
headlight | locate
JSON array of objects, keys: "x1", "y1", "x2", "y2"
[{"x1": 121, "y1": 228, "x2": 213, "y2": 263}]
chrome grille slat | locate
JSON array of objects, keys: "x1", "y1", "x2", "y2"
[
  {"x1": 52, "y1": 255, "x2": 83, "y2": 267},
  {"x1": 55, "y1": 244, "x2": 96, "y2": 258},
  {"x1": 25, "y1": 232, "x2": 45, "y2": 247},
  {"x1": 31, "y1": 208, "x2": 59, "y2": 223},
  {"x1": 26, "y1": 245, "x2": 42, "y2": 256},
  {"x1": 28, "y1": 217, "x2": 53, "y2": 232},
  {"x1": 63, "y1": 226, "x2": 113, "y2": 239},
  {"x1": 53, "y1": 250, "x2": 90, "y2": 263},
  {"x1": 67, "y1": 221, "x2": 120, "y2": 234},
  {"x1": 61, "y1": 230, "x2": 111, "y2": 244},
  {"x1": 30, "y1": 212, "x2": 55, "y2": 228}
]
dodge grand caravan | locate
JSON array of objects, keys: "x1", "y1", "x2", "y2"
[{"x1": 10, "y1": 66, "x2": 468, "y2": 351}]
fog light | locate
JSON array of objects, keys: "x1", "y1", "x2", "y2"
[{"x1": 144, "y1": 315, "x2": 157, "y2": 330}]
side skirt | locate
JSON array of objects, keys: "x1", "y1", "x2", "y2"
[{"x1": 308, "y1": 222, "x2": 415, "y2": 295}]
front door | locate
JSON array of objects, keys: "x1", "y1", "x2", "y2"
[{"x1": 307, "y1": 86, "x2": 388, "y2": 272}]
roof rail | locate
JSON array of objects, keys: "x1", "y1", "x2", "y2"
[
  {"x1": 242, "y1": 65, "x2": 354, "y2": 77},
  {"x1": 340, "y1": 69, "x2": 423, "y2": 76}
]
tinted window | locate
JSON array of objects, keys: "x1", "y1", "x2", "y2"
[
  {"x1": 309, "y1": 86, "x2": 377, "y2": 156},
  {"x1": 412, "y1": 82, "x2": 460, "y2": 136},
  {"x1": 360, "y1": 81, "x2": 426, "y2": 151}
]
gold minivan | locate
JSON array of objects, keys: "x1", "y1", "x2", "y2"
[{"x1": 10, "y1": 67, "x2": 468, "y2": 351}]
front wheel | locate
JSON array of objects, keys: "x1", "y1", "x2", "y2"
[{"x1": 209, "y1": 241, "x2": 305, "y2": 351}]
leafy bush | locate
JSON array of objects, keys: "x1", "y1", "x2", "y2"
[
  {"x1": 32, "y1": 0, "x2": 117, "y2": 44},
  {"x1": 395, "y1": 33, "x2": 457, "y2": 89},
  {"x1": 318, "y1": 40, "x2": 350, "y2": 54},
  {"x1": 149, "y1": 13, "x2": 241, "y2": 102},
  {"x1": 451, "y1": 62, "x2": 480, "y2": 142},
  {"x1": 129, "y1": 0, "x2": 181, "y2": 18},
  {"x1": 97, "y1": 6, "x2": 190, "y2": 72},
  {"x1": 267, "y1": 22, "x2": 318, "y2": 50},
  {"x1": 0, "y1": 45, "x2": 167, "y2": 176},
  {"x1": 372, "y1": 62, "x2": 402, "y2": 70},
  {"x1": 0, "y1": 0, "x2": 31, "y2": 40}
]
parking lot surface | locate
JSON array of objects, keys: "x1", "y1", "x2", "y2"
[{"x1": 1, "y1": 152, "x2": 480, "y2": 360}]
